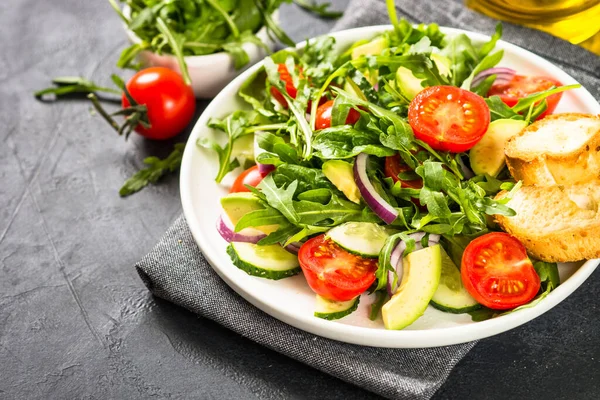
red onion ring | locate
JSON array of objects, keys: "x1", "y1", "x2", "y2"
[
  {"x1": 257, "y1": 163, "x2": 275, "y2": 176},
  {"x1": 471, "y1": 67, "x2": 516, "y2": 88},
  {"x1": 353, "y1": 153, "x2": 398, "y2": 224},
  {"x1": 284, "y1": 242, "x2": 302, "y2": 254},
  {"x1": 217, "y1": 214, "x2": 267, "y2": 243}
]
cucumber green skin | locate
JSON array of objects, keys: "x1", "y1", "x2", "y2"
[
  {"x1": 314, "y1": 297, "x2": 360, "y2": 321},
  {"x1": 430, "y1": 300, "x2": 481, "y2": 314},
  {"x1": 330, "y1": 240, "x2": 378, "y2": 259},
  {"x1": 226, "y1": 245, "x2": 301, "y2": 280}
]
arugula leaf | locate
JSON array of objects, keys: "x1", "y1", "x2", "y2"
[
  {"x1": 441, "y1": 24, "x2": 502, "y2": 88},
  {"x1": 312, "y1": 126, "x2": 395, "y2": 159},
  {"x1": 369, "y1": 291, "x2": 388, "y2": 321},
  {"x1": 297, "y1": 188, "x2": 332, "y2": 204},
  {"x1": 34, "y1": 76, "x2": 121, "y2": 98},
  {"x1": 272, "y1": 164, "x2": 338, "y2": 195},
  {"x1": 534, "y1": 261, "x2": 560, "y2": 291},
  {"x1": 199, "y1": 111, "x2": 254, "y2": 182},
  {"x1": 257, "y1": 223, "x2": 301, "y2": 245},
  {"x1": 120, "y1": 143, "x2": 185, "y2": 197},
  {"x1": 376, "y1": 232, "x2": 404, "y2": 291},
  {"x1": 485, "y1": 96, "x2": 523, "y2": 121},
  {"x1": 235, "y1": 207, "x2": 289, "y2": 231},
  {"x1": 511, "y1": 84, "x2": 580, "y2": 113},
  {"x1": 257, "y1": 175, "x2": 300, "y2": 224}
]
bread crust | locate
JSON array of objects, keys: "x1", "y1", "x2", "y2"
[
  {"x1": 495, "y1": 184, "x2": 600, "y2": 262},
  {"x1": 505, "y1": 113, "x2": 600, "y2": 186}
]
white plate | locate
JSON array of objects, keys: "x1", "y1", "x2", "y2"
[{"x1": 180, "y1": 25, "x2": 600, "y2": 348}]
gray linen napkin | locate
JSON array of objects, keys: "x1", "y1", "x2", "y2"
[{"x1": 136, "y1": 2, "x2": 599, "y2": 399}]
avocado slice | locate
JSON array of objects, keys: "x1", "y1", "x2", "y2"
[
  {"x1": 431, "y1": 53, "x2": 451, "y2": 77},
  {"x1": 396, "y1": 67, "x2": 425, "y2": 100},
  {"x1": 351, "y1": 37, "x2": 388, "y2": 59},
  {"x1": 220, "y1": 192, "x2": 278, "y2": 234},
  {"x1": 470, "y1": 119, "x2": 528, "y2": 177},
  {"x1": 395, "y1": 54, "x2": 452, "y2": 100},
  {"x1": 382, "y1": 244, "x2": 442, "y2": 330},
  {"x1": 322, "y1": 160, "x2": 361, "y2": 204}
]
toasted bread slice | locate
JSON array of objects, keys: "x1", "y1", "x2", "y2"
[
  {"x1": 495, "y1": 183, "x2": 600, "y2": 262},
  {"x1": 505, "y1": 113, "x2": 600, "y2": 186}
]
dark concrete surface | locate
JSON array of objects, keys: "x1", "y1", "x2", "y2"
[{"x1": 1, "y1": 0, "x2": 598, "y2": 399}]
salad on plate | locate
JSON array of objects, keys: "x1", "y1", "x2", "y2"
[{"x1": 200, "y1": 5, "x2": 585, "y2": 330}]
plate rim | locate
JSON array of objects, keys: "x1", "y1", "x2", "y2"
[{"x1": 180, "y1": 24, "x2": 600, "y2": 348}]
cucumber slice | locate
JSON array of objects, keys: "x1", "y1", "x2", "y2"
[
  {"x1": 470, "y1": 119, "x2": 528, "y2": 177},
  {"x1": 382, "y1": 245, "x2": 442, "y2": 330},
  {"x1": 227, "y1": 242, "x2": 300, "y2": 280},
  {"x1": 314, "y1": 295, "x2": 360, "y2": 320},
  {"x1": 327, "y1": 222, "x2": 392, "y2": 258},
  {"x1": 430, "y1": 248, "x2": 480, "y2": 314}
]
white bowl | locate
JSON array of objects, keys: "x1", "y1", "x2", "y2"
[
  {"x1": 180, "y1": 25, "x2": 600, "y2": 348},
  {"x1": 123, "y1": 8, "x2": 277, "y2": 98}
]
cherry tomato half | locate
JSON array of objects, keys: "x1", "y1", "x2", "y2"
[
  {"x1": 461, "y1": 232, "x2": 541, "y2": 310},
  {"x1": 122, "y1": 67, "x2": 195, "y2": 140},
  {"x1": 315, "y1": 100, "x2": 361, "y2": 130},
  {"x1": 298, "y1": 234, "x2": 377, "y2": 302},
  {"x1": 270, "y1": 64, "x2": 298, "y2": 107},
  {"x1": 230, "y1": 165, "x2": 264, "y2": 193},
  {"x1": 488, "y1": 75, "x2": 563, "y2": 120},
  {"x1": 384, "y1": 154, "x2": 423, "y2": 189},
  {"x1": 408, "y1": 86, "x2": 490, "y2": 153}
]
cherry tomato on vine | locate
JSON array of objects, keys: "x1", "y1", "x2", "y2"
[
  {"x1": 408, "y1": 86, "x2": 490, "y2": 153},
  {"x1": 461, "y1": 232, "x2": 541, "y2": 310},
  {"x1": 230, "y1": 165, "x2": 264, "y2": 193},
  {"x1": 298, "y1": 234, "x2": 377, "y2": 302},
  {"x1": 315, "y1": 100, "x2": 361, "y2": 130},
  {"x1": 488, "y1": 75, "x2": 563, "y2": 120},
  {"x1": 122, "y1": 67, "x2": 195, "y2": 140}
]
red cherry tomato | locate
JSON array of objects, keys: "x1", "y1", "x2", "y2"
[
  {"x1": 230, "y1": 165, "x2": 264, "y2": 193},
  {"x1": 298, "y1": 234, "x2": 377, "y2": 302},
  {"x1": 461, "y1": 232, "x2": 541, "y2": 310},
  {"x1": 384, "y1": 154, "x2": 423, "y2": 189},
  {"x1": 315, "y1": 100, "x2": 361, "y2": 130},
  {"x1": 488, "y1": 75, "x2": 563, "y2": 119},
  {"x1": 121, "y1": 67, "x2": 195, "y2": 140},
  {"x1": 408, "y1": 86, "x2": 490, "y2": 153},
  {"x1": 270, "y1": 64, "x2": 298, "y2": 107}
]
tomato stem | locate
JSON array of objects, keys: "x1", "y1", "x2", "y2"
[{"x1": 88, "y1": 93, "x2": 121, "y2": 132}]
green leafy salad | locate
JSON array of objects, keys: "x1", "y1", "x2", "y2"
[
  {"x1": 201, "y1": 4, "x2": 577, "y2": 329},
  {"x1": 109, "y1": 0, "x2": 341, "y2": 73}
]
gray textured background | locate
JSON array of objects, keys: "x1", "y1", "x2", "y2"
[{"x1": 1, "y1": 0, "x2": 599, "y2": 399}]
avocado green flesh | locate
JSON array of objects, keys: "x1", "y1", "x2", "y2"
[
  {"x1": 220, "y1": 192, "x2": 279, "y2": 234},
  {"x1": 351, "y1": 37, "x2": 388, "y2": 59},
  {"x1": 322, "y1": 160, "x2": 361, "y2": 204},
  {"x1": 396, "y1": 67, "x2": 425, "y2": 100},
  {"x1": 382, "y1": 245, "x2": 442, "y2": 330},
  {"x1": 351, "y1": 37, "x2": 388, "y2": 85},
  {"x1": 470, "y1": 119, "x2": 528, "y2": 177},
  {"x1": 431, "y1": 53, "x2": 451, "y2": 77}
]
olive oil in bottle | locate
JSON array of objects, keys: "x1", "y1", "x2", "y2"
[{"x1": 466, "y1": 0, "x2": 600, "y2": 54}]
